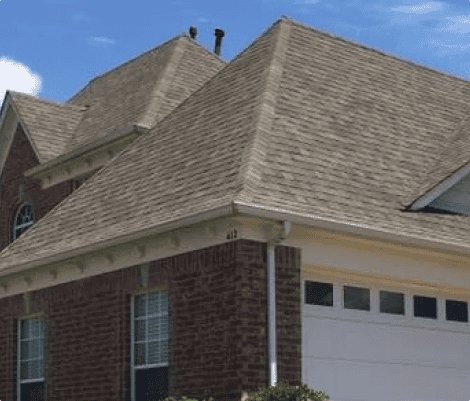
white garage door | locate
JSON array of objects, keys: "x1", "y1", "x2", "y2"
[{"x1": 302, "y1": 277, "x2": 470, "y2": 401}]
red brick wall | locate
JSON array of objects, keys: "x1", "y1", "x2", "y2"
[
  {"x1": 0, "y1": 124, "x2": 76, "y2": 251},
  {"x1": 168, "y1": 240, "x2": 301, "y2": 401},
  {"x1": 0, "y1": 293, "x2": 23, "y2": 401},
  {"x1": 274, "y1": 245, "x2": 302, "y2": 387},
  {"x1": 0, "y1": 239, "x2": 301, "y2": 401}
]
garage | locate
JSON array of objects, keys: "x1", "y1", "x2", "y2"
[{"x1": 302, "y1": 277, "x2": 470, "y2": 401}]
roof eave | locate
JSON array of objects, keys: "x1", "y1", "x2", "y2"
[
  {"x1": 0, "y1": 203, "x2": 237, "y2": 277},
  {"x1": 3, "y1": 201, "x2": 470, "y2": 278},
  {"x1": 24, "y1": 124, "x2": 149, "y2": 178}
]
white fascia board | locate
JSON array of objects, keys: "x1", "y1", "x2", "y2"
[
  {"x1": 24, "y1": 125, "x2": 149, "y2": 179},
  {"x1": 409, "y1": 162, "x2": 470, "y2": 210},
  {"x1": 4, "y1": 201, "x2": 470, "y2": 278},
  {"x1": 0, "y1": 95, "x2": 15, "y2": 175},
  {"x1": 0, "y1": 92, "x2": 45, "y2": 180},
  {"x1": 0, "y1": 204, "x2": 236, "y2": 277},
  {"x1": 233, "y1": 202, "x2": 470, "y2": 256}
]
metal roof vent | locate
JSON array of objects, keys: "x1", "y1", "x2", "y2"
[
  {"x1": 214, "y1": 28, "x2": 225, "y2": 56},
  {"x1": 189, "y1": 26, "x2": 197, "y2": 39}
]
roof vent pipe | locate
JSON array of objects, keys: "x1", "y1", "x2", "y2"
[
  {"x1": 189, "y1": 26, "x2": 197, "y2": 39},
  {"x1": 214, "y1": 28, "x2": 225, "y2": 56}
]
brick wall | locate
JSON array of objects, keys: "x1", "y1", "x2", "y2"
[
  {"x1": 0, "y1": 124, "x2": 74, "y2": 252},
  {"x1": 0, "y1": 293, "x2": 23, "y2": 401},
  {"x1": 0, "y1": 124, "x2": 92, "y2": 252},
  {"x1": 0, "y1": 239, "x2": 301, "y2": 401}
]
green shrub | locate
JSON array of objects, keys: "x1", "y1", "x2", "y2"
[
  {"x1": 243, "y1": 381, "x2": 331, "y2": 401},
  {"x1": 162, "y1": 381, "x2": 331, "y2": 401},
  {"x1": 162, "y1": 395, "x2": 201, "y2": 401}
]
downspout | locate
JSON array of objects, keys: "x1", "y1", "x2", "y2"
[{"x1": 267, "y1": 220, "x2": 292, "y2": 387}]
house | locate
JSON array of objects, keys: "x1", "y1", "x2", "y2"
[{"x1": 1, "y1": 14, "x2": 470, "y2": 401}]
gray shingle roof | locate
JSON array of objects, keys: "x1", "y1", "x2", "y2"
[
  {"x1": 7, "y1": 33, "x2": 225, "y2": 168},
  {"x1": 66, "y1": 34, "x2": 225, "y2": 152},
  {"x1": 9, "y1": 92, "x2": 86, "y2": 163},
  {"x1": 2, "y1": 16, "x2": 470, "y2": 271}
]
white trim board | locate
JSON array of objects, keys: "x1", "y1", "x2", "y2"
[{"x1": 410, "y1": 161, "x2": 470, "y2": 211}]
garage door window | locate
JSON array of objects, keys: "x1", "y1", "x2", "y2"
[
  {"x1": 446, "y1": 300, "x2": 468, "y2": 322},
  {"x1": 305, "y1": 281, "x2": 333, "y2": 306},
  {"x1": 380, "y1": 291, "x2": 405, "y2": 315},
  {"x1": 344, "y1": 286, "x2": 370, "y2": 311},
  {"x1": 414, "y1": 295, "x2": 437, "y2": 319}
]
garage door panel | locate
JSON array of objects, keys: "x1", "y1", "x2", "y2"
[
  {"x1": 302, "y1": 279, "x2": 470, "y2": 400},
  {"x1": 387, "y1": 363, "x2": 470, "y2": 400},
  {"x1": 304, "y1": 315, "x2": 470, "y2": 368},
  {"x1": 303, "y1": 316, "x2": 338, "y2": 357},
  {"x1": 303, "y1": 355, "x2": 470, "y2": 401},
  {"x1": 303, "y1": 356, "x2": 336, "y2": 397}
]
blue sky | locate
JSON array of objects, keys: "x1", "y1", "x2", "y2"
[{"x1": 1, "y1": 0, "x2": 470, "y2": 104}]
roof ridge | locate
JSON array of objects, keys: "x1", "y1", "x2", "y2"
[
  {"x1": 8, "y1": 93, "x2": 44, "y2": 163},
  {"x1": 9, "y1": 91, "x2": 86, "y2": 110},
  {"x1": 227, "y1": 16, "x2": 286, "y2": 67},
  {"x1": 137, "y1": 37, "x2": 187, "y2": 129},
  {"x1": 236, "y1": 19, "x2": 292, "y2": 201},
  {"x1": 66, "y1": 31, "x2": 226, "y2": 105},
  {"x1": 66, "y1": 34, "x2": 186, "y2": 105},
  {"x1": 281, "y1": 15, "x2": 470, "y2": 85}
]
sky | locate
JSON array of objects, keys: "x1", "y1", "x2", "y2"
[{"x1": 1, "y1": 0, "x2": 470, "y2": 104}]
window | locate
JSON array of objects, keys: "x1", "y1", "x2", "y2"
[
  {"x1": 380, "y1": 291, "x2": 405, "y2": 315},
  {"x1": 344, "y1": 286, "x2": 370, "y2": 311},
  {"x1": 17, "y1": 317, "x2": 47, "y2": 401},
  {"x1": 12, "y1": 203, "x2": 35, "y2": 242},
  {"x1": 414, "y1": 295, "x2": 437, "y2": 319},
  {"x1": 446, "y1": 300, "x2": 468, "y2": 322},
  {"x1": 131, "y1": 291, "x2": 169, "y2": 401},
  {"x1": 305, "y1": 281, "x2": 333, "y2": 306}
]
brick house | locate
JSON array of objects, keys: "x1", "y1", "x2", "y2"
[{"x1": 2, "y1": 15, "x2": 470, "y2": 401}]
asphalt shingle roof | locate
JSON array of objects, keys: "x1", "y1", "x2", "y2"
[
  {"x1": 66, "y1": 34, "x2": 225, "y2": 152},
  {"x1": 7, "y1": 33, "x2": 225, "y2": 167},
  {"x1": 3, "y1": 16, "x2": 470, "y2": 271},
  {"x1": 9, "y1": 92, "x2": 86, "y2": 163}
]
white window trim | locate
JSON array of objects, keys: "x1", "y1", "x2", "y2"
[
  {"x1": 12, "y1": 202, "x2": 35, "y2": 241},
  {"x1": 17, "y1": 315, "x2": 48, "y2": 401},
  {"x1": 131, "y1": 289, "x2": 169, "y2": 401},
  {"x1": 303, "y1": 277, "x2": 470, "y2": 334}
]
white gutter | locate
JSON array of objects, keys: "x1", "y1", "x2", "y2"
[
  {"x1": 23, "y1": 124, "x2": 149, "y2": 178},
  {"x1": 4, "y1": 200, "x2": 470, "y2": 277},
  {"x1": 267, "y1": 220, "x2": 292, "y2": 387}
]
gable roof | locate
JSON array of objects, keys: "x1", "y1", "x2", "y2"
[
  {"x1": 7, "y1": 91, "x2": 86, "y2": 163},
  {"x1": 408, "y1": 113, "x2": 470, "y2": 210},
  {"x1": 3, "y1": 16, "x2": 470, "y2": 273},
  {"x1": 2, "y1": 31, "x2": 226, "y2": 175}
]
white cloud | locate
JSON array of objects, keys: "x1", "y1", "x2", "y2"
[
  {"x1": 88, "y1": 37, "x2": 116, "y2": 46},
  {"x1": 391, "y1": 2, "x2": 443, "y2": 14},
  {"x1": 435, "y1": 15, "x2": 470, "y2": 34},
  {"x1": 0, "y1": 58, "x2": 42, "y2": 102},
  {"x1": 197, "y1": 17, "x2": 209, "y2": 23}
]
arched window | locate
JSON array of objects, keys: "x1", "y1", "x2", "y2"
[{"x1": 11, "y1": 202, "x2": 35, "y2": 242}]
